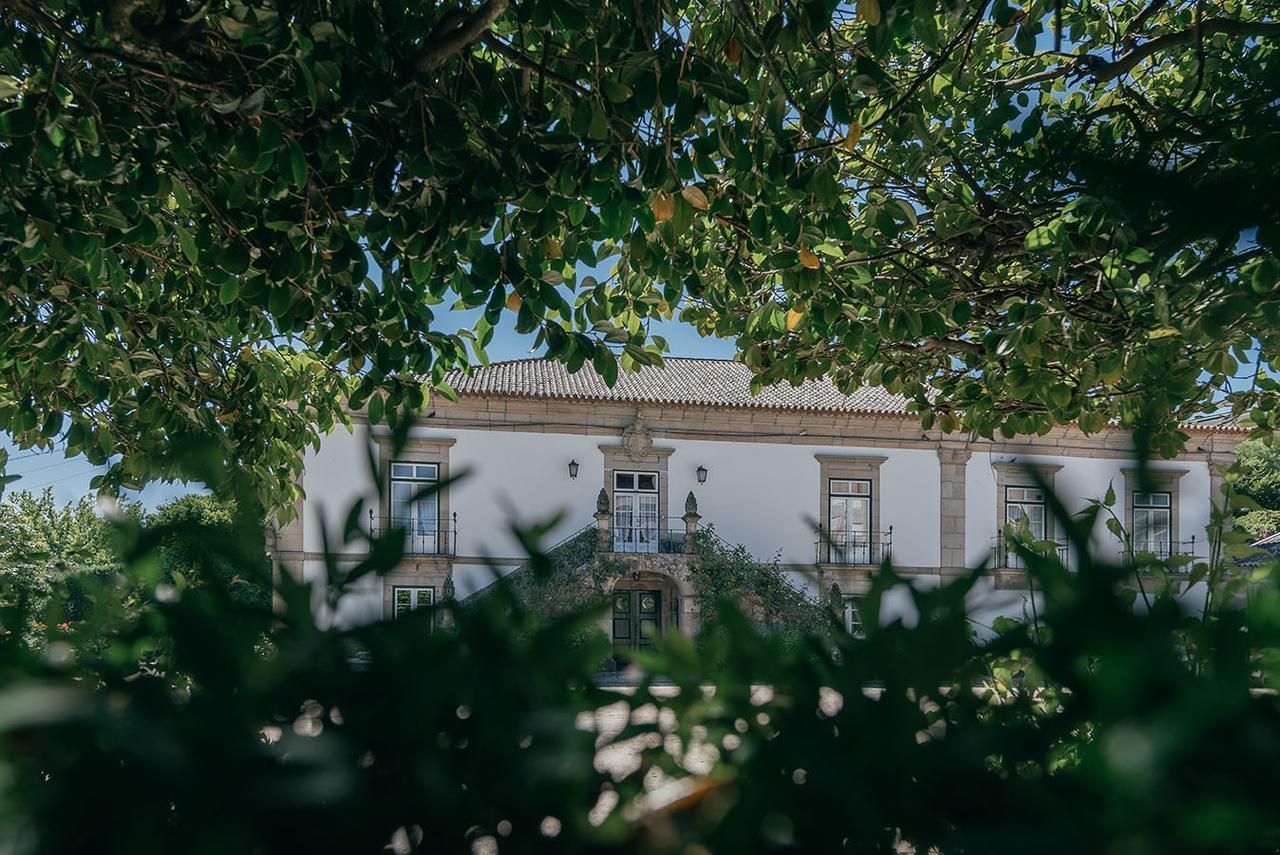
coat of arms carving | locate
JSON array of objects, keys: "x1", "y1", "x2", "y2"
[{"x1": 621, "y1": 413, "x2": 653, "y2": 461}]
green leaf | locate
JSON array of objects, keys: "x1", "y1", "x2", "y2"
[{"x1": 219, "y1": 279, "x2": 239, "y2": 304}]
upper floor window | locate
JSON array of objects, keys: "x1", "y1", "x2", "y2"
[
  {"x1": 1132, "y1": 491, "x2": 1172, "y2": 555},
  {"x1": 1005, "y1": 486, "x2": 1046, "y2": 539},
  {"x1": 391, "y1": 462, "x2": 439, "y2": 553},
  {"x1": 614, "y1": 470, "x2": 659, "y2": 553},
  {"x1": 828, "y1": 479, "x2": 872, "y2": 564}
]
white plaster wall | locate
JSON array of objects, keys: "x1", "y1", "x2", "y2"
[
  {"x1": 661, "y1": 439, "x2": 940, "y2": 569},
  {"x1": 302, "y1": 423, "x2": 378, "y2": 555}
]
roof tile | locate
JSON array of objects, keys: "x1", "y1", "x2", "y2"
[{"x1": 443, "y1": 357, "x2": 912, "y2": 414}]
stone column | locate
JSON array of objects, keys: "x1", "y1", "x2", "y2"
[
  {"x1": 1209, "y1": 461, "x2": 1231, "y2": 533},
  {"x1": 938, "y1": 446, "x2": 972, "y2": 575}
]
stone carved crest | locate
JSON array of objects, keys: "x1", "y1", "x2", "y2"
[
  {"x1": 620, "y1": 412, "x2": 653, "y2": 461},
  {"x1": 596, "y1": 488, "x2": 610, "y2": 515}
]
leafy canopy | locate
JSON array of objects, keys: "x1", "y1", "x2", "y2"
[{"x1": 1, "y1": 0, "x2": 1278, "y2": 507}]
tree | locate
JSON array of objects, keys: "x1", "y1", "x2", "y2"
[
  {"x1": 1, "y1": 0, "x2": 1277, "y2": 508},
  {"x1": 148, "y1": 494, "x2": 272, "y2": 610},
  {"x1": 1233, "y1": 439, "x2": 1280, "y2": 539},
  {"x1": 0, "y1": 488, "x2": 134, "y2": 637}
]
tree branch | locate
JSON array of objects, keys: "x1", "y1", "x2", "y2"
[
  {"x1": 481, "y1": 35, "x2": 588, "y2": 95},
  {"x1": 414, "y1": 0, "x2": 510, "y2": 75},
  {"x1": 998, "y1": 18, "x2": 1280, "y2": 90}
]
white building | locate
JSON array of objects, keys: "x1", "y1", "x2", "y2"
[{"x1": 275, "y1": 358, "x2": 1244, "y2": 641}]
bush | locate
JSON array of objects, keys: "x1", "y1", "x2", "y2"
[{"x1": 2, "y1": 443, "x2": 1280, "y2": 853}]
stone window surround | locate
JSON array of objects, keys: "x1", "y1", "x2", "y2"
[
  {"x1": 599, "y1": 444, "x2": 676, "y2": 535},
  {"x1": 390, "y1": 584, "x2": 436, "y2": 623},
  {"x1": 992, "y1": 461, "x2": 1064, "y2": 540},
  {"x1": 815, "y1": 454, "x2": 888, "y2": 564},
  {"x1": 372, "y1": 434, "x2": 456, "y2": 555},
  {"x1": 1122, "y1": 467, "x2": 1189, "y2": 552}
]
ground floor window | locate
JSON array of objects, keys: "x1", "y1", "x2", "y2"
[
  {"x1": 392, "y1": 586, "x2": 435, "y2": 621},
  {"x1": 843, "y1": 596, "x2": 867, "y2": 638}
]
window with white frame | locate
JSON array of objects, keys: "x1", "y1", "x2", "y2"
[
  {"x1": 1132, "y1": 491, "x2": 1172, "y2": 555},
  {"x1": 843, "y1": 596, "x2": 867, "y2": 639},
  {"x1": 390, "y1": 462, "x2": 439, "y2": 553},
  {"x1": 828, "y1": 479, "x2": 872, "y2": 563},
  {"x1": 1005, "y1": 486, "x2": 1046, "y2": 539},
  {"x1": 613, "y1": 471, "x2": 659, "y2": 553},
  {"x1": 392, "y1": 586, "x2": 434, "y2": 620}
]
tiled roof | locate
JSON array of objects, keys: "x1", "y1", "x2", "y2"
[
  {"x1": 441, "y1": 357, "x2": 1247, "y2": 432},
  {"x1": 443, "y1": 357, "x2": 913, "y2": 414}
]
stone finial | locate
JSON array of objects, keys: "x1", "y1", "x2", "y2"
[
  {"x1": 684, "y1": 490, "x2": 698, "y2": 516},
  {"x1": 596, "y1": 488, "x2": 610, "y2": 514},
  {"x1": 442, "y1": 574, "x2": 455, "y2": 601},
  {"x1": 826, "y1": 582, "x2": 843, "y2": 611}
]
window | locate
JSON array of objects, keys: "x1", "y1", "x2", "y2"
[
  {"x1": 1132, "y1": 491, "x2": 1172, "y2": 556},
  {"x1": 844, "y1": 596, "x2": 867, "y2": 639},
  {"x1": 828, "y1": 479, "x2": 872, "y2": 564},
  {"x1": 614, "y1": 470, "x2": 659, "y2": 553},
  {"x1": 391, "y1": 462, "x2": 439, "y2": 554},
  {"x1": 1003, "y1": 486, "x2": 1047, "y2": 569},
  {"x1": 1004, "y1": 486, "x2": 1046, "y2": 539},
  {"x1": 392, "y1": 586, "x2": 434, "y2": 620}
]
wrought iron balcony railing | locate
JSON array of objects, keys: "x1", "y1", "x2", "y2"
[
  {"x1": 815, "y1": 527, "x2": 893, "y2": 566},
  {"x1": 609, "y1": 518, "x2": 690, "y2": 554},
  {"x1": 1126, "y1": 538, "x2": 1200, "y2": 570},
  {"x1": 993, "y1": 533, "x2": 1068, "y2": 570},
  {"x1": 369, "y1": 513, "x2": 457, "y2": 556}
]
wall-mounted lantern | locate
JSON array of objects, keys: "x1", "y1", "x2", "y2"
[
  {"x1": 696, "y1": 465, "x2": 708, "y2": 484},
  {"x1": 568, "y1": 459, "x2": 579, "y2": 479}
]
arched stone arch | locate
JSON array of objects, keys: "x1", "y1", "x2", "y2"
[{"x1": 601, "y1": 558, "x2": 698, "y2": 643}]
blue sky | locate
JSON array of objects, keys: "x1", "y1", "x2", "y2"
[{"x1": 1, "y1": 306, "x2": 736, "y2": 507}]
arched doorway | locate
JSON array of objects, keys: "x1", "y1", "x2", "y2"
[{"x1": 607, "y1": 568, "x2": 689, "y2": 654}]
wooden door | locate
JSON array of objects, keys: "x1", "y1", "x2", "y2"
[{"x1": 612, "y1": 589, "x2": 663, "y2": 651}]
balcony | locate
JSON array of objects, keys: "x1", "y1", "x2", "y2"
[
  {"x1": 815, "y1": 528, "x2": 893, "y2": 566},
  {"x1": 1126, "y1": 538, "x2": 1200, "y2": 571},
  {"x1": 993, "y1": 533, "x2": 1068, "y2": 570},
  {"x1": 369, "y1": 513, "x2": 457, "y2": 556},
  {"x1": 609, "y1": 518, "x2": 692, "y2": 555}
]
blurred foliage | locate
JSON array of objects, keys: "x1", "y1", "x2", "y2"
[
  {"x1": 148, "y1": 494, "x2": 272, "y2": 611},
  {"x1": 2, "y1": 440, "x2": 1280, "y2": 853},
  {"x1": 2, "y1": 0, "x2": 1278, "y2": 507}
]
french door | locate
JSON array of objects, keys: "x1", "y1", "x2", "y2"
[
  {"x1": 613, "y1": 471, "x2": 659, "y2": 553},
  {"x1": 828, "y1": 478, "x2": 872, "y2": 563},
  {"x1": 1004, "y1": 486, "x2": 1047, "y2": 568},
  {"x1": 1132, "y1": 491, "x2": 1172, "y2": 556},
  {"x1": 391, "y1": 462, "x2": 439, "y2": 554}
]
